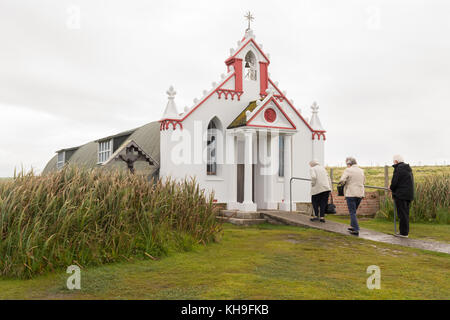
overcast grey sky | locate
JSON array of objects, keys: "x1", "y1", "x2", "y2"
[{"x1": 0, "y1": 0, "x2": 449, "y2": 176}]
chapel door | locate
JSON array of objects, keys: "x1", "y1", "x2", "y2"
[
  {"x1": 237, "y1": 164, "x2": 244, "y2": 203},
  {"x1": 236, "y1": 164, "x2": 255, "y2": 203}
]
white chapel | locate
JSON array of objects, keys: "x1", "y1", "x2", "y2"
[{"x1": 159, "y1": 20, "x2": 327, "y2": 212}]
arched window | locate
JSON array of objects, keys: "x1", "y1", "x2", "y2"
[
  {"x1": 244, "y1": 51, "x2": 257, "y2": 81},
  {"x1": 207, "y1": 119, "x2": 219, "y2": 175}
]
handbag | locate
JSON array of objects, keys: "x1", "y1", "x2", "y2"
[
  {"x1": 325, "y1": 192, "x2": 337, "y2": 214},
  {"x1": 337, "y1": 183, "x2": 345, "y2": 197}
]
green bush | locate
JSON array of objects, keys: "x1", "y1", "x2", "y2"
[
  {"x1": 435, "y1": 207, "x2": 449, "y2": 225},
  {"x1": 0, "y1": 167, "x2": 222, "y2": 278},
  {"x1": 376, "y1": 174, "x2": 450, "y2": 223}
]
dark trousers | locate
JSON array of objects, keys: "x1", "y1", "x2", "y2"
[
  {"x1": 346, "y1": 197, "x2": 362, "y2": 231},
  {"x1": 394, "y1": 198, "x2": 411, "y2": 236},
  {"x1": 312, "y1": 191, "x2": 330, "y2": 218}
]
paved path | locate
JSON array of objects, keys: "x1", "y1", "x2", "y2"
[{"x1": 263, "y1": 211, "x2": 450, "y2": 254}]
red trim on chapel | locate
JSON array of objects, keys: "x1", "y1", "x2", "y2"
[
  {"x1": 216, "y1": 89, "x2": 243, "y2": 101},
  {"x1": 226, "y1": 58, "x2": 243, "y2": 92},
  {"x1": 268, "y1": 78, "x2": 319, "y2": 134},
  {"x1": 312, "y1": 131, "x2": 326, "y2": 141},
  {"x1": 259, "y1": 62, "x2": 269, "y2": 95},
  {"x1": 159, "y1": 73, "x2": 235, "y2": 130},
  {"x1": 260, "y1": 93, "x2": 285, "y2": 102},
  {"x1": 160, "y1": 119, "x2": 183, "y2": 131},
  {"x1": 225, "y1": 38, "x2": 271, "y2": 65}
]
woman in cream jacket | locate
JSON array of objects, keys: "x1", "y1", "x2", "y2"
[
  {"x1": 309, "y1": 160, "x2": 332, "y2": 222},
  {"x1": 339, "y1": 157, "x2": 365, "y2": 235}
]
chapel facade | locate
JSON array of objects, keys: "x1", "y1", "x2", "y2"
[{"x1": 43, "y1": 25, "x2": 327, "y2": 213}]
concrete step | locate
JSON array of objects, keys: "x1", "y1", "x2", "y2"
[
  {"x1": 217, "y1": 216, "x2": 267, "y2": 226},
  {"x1": 219, "y1": 210, "x2": 264, "y2": 219},
  {"x1": 263, "y1": 210, "x2": 308, "y2": 215}
]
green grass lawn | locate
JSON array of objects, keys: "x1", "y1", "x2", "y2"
[
  {"x1": 1, "y1": 223, "x2": 448, "y2": 300},
  {"x1": 326, "y1": 215, "x2": 450, "y2": 243},
  {"x1": 327, "y1": 165, "x2": 449, "y2": 188}
]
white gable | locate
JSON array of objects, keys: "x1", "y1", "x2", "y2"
[
  {"x1": 247, "y1": 98, "x2": 296, "y2": 130},
  {"x1": 234, "y1": 41, "x2": 269, "y2": 64}
]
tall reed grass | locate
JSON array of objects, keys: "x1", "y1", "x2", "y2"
[
  {"x1": 377, "y1": 174, "x2": 449, "y2": 223},
  {"x1": 0, "y1": 167, "x2": 222, "y2": 278}
]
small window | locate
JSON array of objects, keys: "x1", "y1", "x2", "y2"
[
  {"x1": 207, "y1": 121, "x2": 217, "y2": 175},
  {"x1": 57, "y1": 152, "x2": 65, "y2": 170},
  {"x1": 98, "y1": 139, "x2": 112, "y2": 164},
  {"x1": 278, "y1": 136, "x2": 284, "y2": 177}
]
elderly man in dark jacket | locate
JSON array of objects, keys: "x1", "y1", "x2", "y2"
[{"x1": 389, "y1": 155, "x2": 414, "y2": 238}]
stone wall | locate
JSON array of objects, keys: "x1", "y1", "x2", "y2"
[
  {"x1": 330, "y1": 191, "x2": 381, "y2": 216},
  {"x1": 296, "y1": 191, "x2": 381, "y2": 217}
]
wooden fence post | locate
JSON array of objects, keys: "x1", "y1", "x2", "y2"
[{"x1": 384, "y1": 165, "x2": 389, "y2": 196}]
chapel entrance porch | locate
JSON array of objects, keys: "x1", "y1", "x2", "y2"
[{"x1": 226, "y1": 129, "x2": 294, "y2": 212}]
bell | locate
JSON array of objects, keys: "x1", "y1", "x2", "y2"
[{"x1": 245, "y1": 61, "x2": 250, "y2": 68}]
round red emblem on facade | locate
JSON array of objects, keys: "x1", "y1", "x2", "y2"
[{"x1": 264, "y1": 108, "x2": 277, "y2": 123}]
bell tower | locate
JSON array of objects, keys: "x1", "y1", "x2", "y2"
[{"x1": 224, "y1": 12, "x2": 270, "y2": 97}]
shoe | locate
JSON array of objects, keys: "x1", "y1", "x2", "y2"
[
  {"x1": 394, "y1": 233, "x2": 409, "y2": 238},
  {"x1": 320, "y1": 219, "x2": 325, "y2": 223},
  {"x1": 348, "y1": 227, "x2": 355, "y2": 231},
  {"x1": 310, "y1": 217, "x2": 319, "y2": 222},
  {"x1": 349, "y1": 230, "x2": 359, "y2": 236}
]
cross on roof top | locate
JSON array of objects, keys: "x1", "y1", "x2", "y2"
[{"x1": 244, "y1": 11, "x2": 254, "y2": 31}]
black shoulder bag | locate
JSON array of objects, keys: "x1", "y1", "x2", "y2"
[
  {"x1": 337, "y1": 183, "x2": 345, "y2": 197},
  {"x1": 325, "y1": 192, "x2": 337, "y2": 214}
]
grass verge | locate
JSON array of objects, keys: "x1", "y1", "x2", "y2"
[{"x1": 0, "y1": 223, "x2": 448, "y2": 300}]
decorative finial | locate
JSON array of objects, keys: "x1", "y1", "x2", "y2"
[
  {"x1": 167, "y1": 86, "x2": 176, "y2": 99},
  {"x1": 162, "y1": 86, "x2": 179, "y2": 118},
  {"x1": 244, "y1": 11, "x2": 254, "y2": 31},
  {"x1": 311, "y1": 102, "x2": 319, "y2": 113}
]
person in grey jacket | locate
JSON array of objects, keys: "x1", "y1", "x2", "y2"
[
  {"x1": 339, "y1": 157, "x2": 365, "y2": 236},
  {"x1": 309, "y1": 160, "x2": 332, "y2": 223}
]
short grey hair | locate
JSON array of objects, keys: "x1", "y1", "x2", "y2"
[
  {"x1": 309, "y1": 159, "x2": 320, "y2": 167},
  {"x1": 345, "y1": 157, "x2": 357, "y2": 166},
  {"x1": 393, "y1": 154, "x2": 405, "y2": 163}
]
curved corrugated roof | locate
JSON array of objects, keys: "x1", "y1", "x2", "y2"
[
  {"x1": 42, "y1": 121, "x2": 160, "y2": 175},
  {"x1": 42, "y1": 154, "x2": 57, "y2": 173}
]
